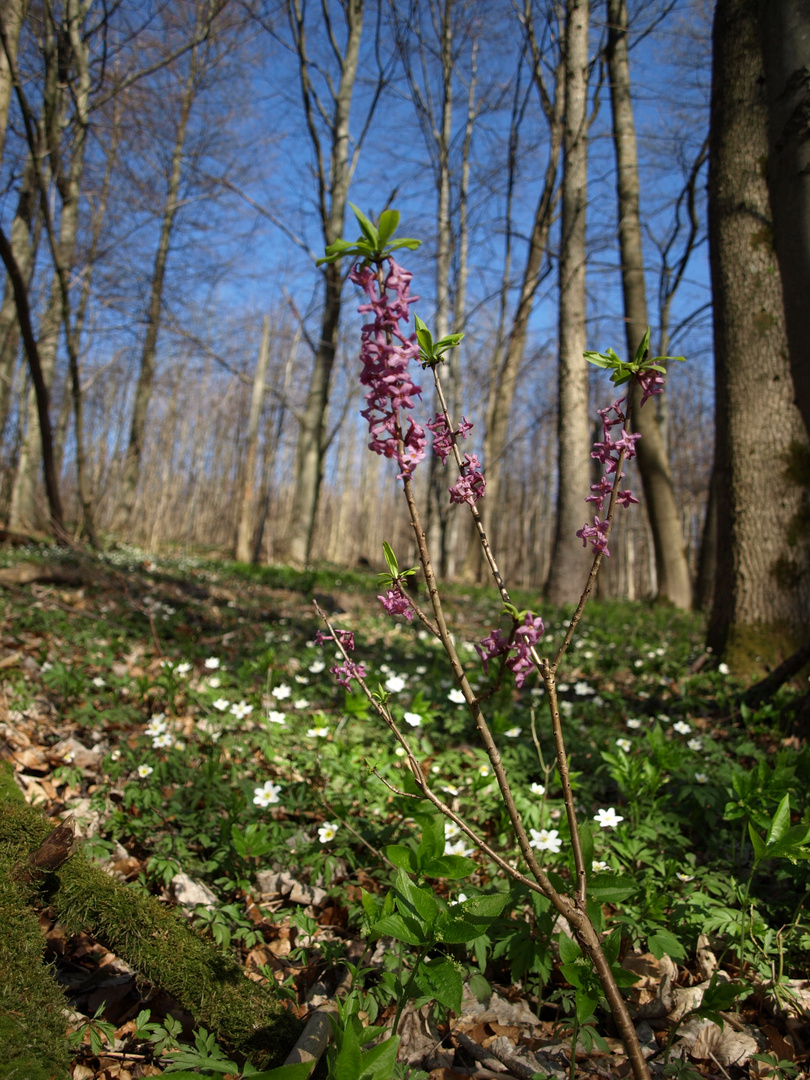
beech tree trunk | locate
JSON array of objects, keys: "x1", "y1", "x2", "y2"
[
  {"x1": 475, "y1": 1, "x2": 564, "y2": 580},
  {"x1": 0, "y1": 156, "x2": 39, "y2": 447},
  {"x1": 235, "y1": 316, "x2": 270, "y2": 562},
  {"x1": 707, "y1": 0, "x2": 810, "y2": 667},
  {"x1": 0, "y1": 0, "x2": 28, "y2": 174},
  {"x1": 606, "y1": 0, "x2": 692, "y2": 609},
  {"x1": 756, "y1": 0, "x2": 810, "y2": 441},
  {"x1": 113, "y1": 52, "x2": 199, "y2": 533},
  {"x1": 545, "y1": 0, "x2": 592, "y2": 605},
  {"x1": 287, "y1": 0, "x2": 365, "y2": 567}
]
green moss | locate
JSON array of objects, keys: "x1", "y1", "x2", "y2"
[
  {"x1": 0, "y1": 771, "x2": 300, "y2": 1069},
  {"x1": 0, "y1": 788, "x2": 72, "y2": 1079},
  {"x1": 722, "y1": 622, "x2": 806, "y2": 679},
  {"x1": 54, "y1": 854, "x2": 300, "y2": 1066}
]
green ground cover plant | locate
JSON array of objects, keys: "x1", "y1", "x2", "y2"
[
  {"x1": 1, "y1": 212, "x2": 809, "y2": 1079},
  {"x1": 1, "y1": 539, "x2": 808, "y2": 1077}
]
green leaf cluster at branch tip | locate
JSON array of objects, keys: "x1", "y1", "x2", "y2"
[
  {"x1": 414, "y1": 314, "x2": 464, "y2": 367},
  {"x1": 316, "y1": 204, "x2": 421, "y2": 266},
  {"x1": 584, "y1": 326, "x2": 685, "y2": 387}
]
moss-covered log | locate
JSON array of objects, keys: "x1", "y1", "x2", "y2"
[{"x1": 0, "y1": 763, "x2": 300, "y2": 1069}]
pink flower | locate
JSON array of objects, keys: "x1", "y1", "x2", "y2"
[
  {"x1": 316, "y1": 628, "x2": 356, "y2": 652},
  {"x1": 637, "y1": 368, "x2": 665, "y2": 406},
  {"x1": 577, "y1": 397, "x2": 641, "y2": 556},
  {"x1": 330, "y1": 659, "x2": 366, "y2": 690},
  {"x1": 449, "y1": 453, "x2": 485, "y2": 505},
  {"x1": 477, "y1": 612, "x2": 544, "y2": 689},
  {"x1": 427, "y1": 413, "x2": 473, "y2": 464},
  {"x1": 378, "y1": 585, "x2": 413, "y2": 621},
  {"x1": 350, "y1": 258, "x2": 424, "y2": 480}
]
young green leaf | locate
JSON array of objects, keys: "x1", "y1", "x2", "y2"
[
  {"x1": 349, "y1": 203, "x2": 379, "y2": 248},
  {"x1": 382, "y1": 541, "x2": 399, "y2": 579}
]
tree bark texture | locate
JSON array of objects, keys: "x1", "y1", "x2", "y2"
[
  {"x1": 606, "y1": 0, "x2": 693, "y2": 610},
  {"x1": 479, "y1": 6, "x2": 564, "y2": 577},
  {"x1": 0, "y1": 0, "x2": 28, "y2": 174},
  {"x1": 288, "y1": 0, "x2": 364, "y2": 567},
  {"x1": 235, "y1": 316, "x2": 271, "y2": 562},
  {"x1": 113, "y1": 51, "x2": 199, "y2": 533},
  {"x1": 707, "y1": 0, "x2": 810, "y2": 664},
  {"x1": 757, "y1": 0, "x2": 810, "y2": 442},
  {"x1": 8, "y1": 0, "x2": 92, "y2": 538},
  {"x1": 0, "y1": 154, "x2": 39, "y2": 446},
  {"x1": 546, "y1": 0, "x2": 593, "y2": 605}
]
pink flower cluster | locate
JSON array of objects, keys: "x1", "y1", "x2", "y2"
[
  {"x1": 476, "y1": 611, "x2": 545, "y2": 689},
  {"x1": 350, "y1": 259, "x2": 425, "y2": 480},
  {"x1": 426, "y1": 414, "x2": 473, "y2": 464},
  {"x1": 449, "y1": 453, "x2": 486, "y2": 505},
  {"x1": 577, "y1": 398, "x2": 640, "y2": 557},
  {"x1": 638, "y1": 368, "x2": 665, "y2": 406},
  {"x1": 316, "y1": 628, "x2": 366, "y2": 689},
  {"x1": 378, "y1": 584, "x2": 413, "y2": 621}
]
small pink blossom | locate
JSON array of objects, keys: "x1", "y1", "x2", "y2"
[
  {"x1": 449, "y1": 453, "x2": 485, "y2": 505},
  {"x1": 378, "y1": 585, "x2": 413, "y2": 621}
]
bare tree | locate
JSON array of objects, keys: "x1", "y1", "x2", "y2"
[
  {"x1": 606, "y1": 0, "x2": 692, "y2": 609},
  {"x1": 285, "y1": 0, "x2": 386, "y2": 567},
  {"x1": 0, "y1": 0, "x2": 28, "y2": 172},
  {"x1": 235, "y1": 316, "x2": 271, "y2": 561},
  {"x1": 464, "y1": 0, "x2": 564, "y2": 581},
  {"x1": 389, "y1": 0, "x2": 484, "y2": 577},
  {"x1": 545, "y1": 0, "x2": 592, "y2": 604},
  {"x1": 707, "y1": 0, "x2": 810, "y2": 663},
  {"x1": 112, "y1": 0, "x2": 229, "y2": 533}
]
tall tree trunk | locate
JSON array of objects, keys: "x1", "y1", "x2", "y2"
[
  {"x1": 0, "y1": 226, "x2": 66, "y2": 541},
  {"x1": 423, "y1": 0, "x2": 457, "y2": 578},
  {"x1": 475, "y1": 2, "x2": 564, "y2": 581},
  {"x1": 0, "y1": 156, "x2": 40, "y2": 446},
  {"x1": 287, "y1": 0, "x2": 364, "y2": 567},
  {"x1": 756, "y1": 0, "x2": 810, "y2": 441},
  {"x1": 0, "y1": 0, "x2": 28, "y2": 173},
  {"x1": 7, "y1": 0, "x2": 95, "y2": 540},
  {"x1": 545, "y1": 0, "x2": 592, "y2": 605},
  {"x1": 235, "y1": 316, "x2": 270, "y2": 562},
  {"x1": 606, "y1": 0, "x2": 692, "y2": 609},
  {"x1": 707, "y1": 0, "x2": 810, "y2": 668},
  {"x1": 113, "y1": 53, "x2": 199, "y2": 533}
]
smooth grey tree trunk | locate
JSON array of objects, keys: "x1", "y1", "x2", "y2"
[
  {"x1": 757, "y1": 0, "x2": 810, "y2": 441},
  {"x1": 287, "y1": 0, "x2": 364, "y2": 567},
  {"x1": 545, "y1": 0, "x2": 593, "y2": 605},
  {"x1": 0, "y1": 156, "x2": 40, "y2": 449},
  {"x1": 474, "y1": 3, "x2": 564, "y2": 581},
  {"x1": 707, "y1": 0, "x2": 810, "y2": 666},
  {"x1": 606, "y1": 0, "x2": 692, "y2": 609},
  {"x1": 113, "y1": 52, "x2": 199, "y2": 533},
  {"x1": 0, "y1": 0, "x2": 28, "y2": 174},
  {"x1": 9, "y1": 1, "x2": 90, "y2": 536},
  {"x1": 235, "y1": 316, "x2": 271, "y2": 562}
]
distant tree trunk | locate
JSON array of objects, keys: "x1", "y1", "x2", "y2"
[
  {"x1": 694, "y1": 465, "x2": 717, "y2": 611},
  {"x1": 0, "y1": 157, "x2": 40, "y2": 447},
  {"x1": 546, "y1": 0, "x2": 592, "y2": 605},
  {"x1": 113, "y1": 53, "x2": 199, "y2": 534},
  {"x1": 287, "y1": 0, "x2": 365, "y2": 567},
  {"x1": 0, "y1": 226, "x2": 66, "y2": 542},
  {"x1": 757, "y1": 0, "x2": 810, "y2": 441},
  {"x1": 707, "y1": 0, "x2": 810, "y2": 668},
  {"x1": 475, "y1": 1, "x2": 564, "y2": 581},
  {"x1": 606, "y1": 0, "x2": 692, "y2": 609},
  {"x1": 0, "y1": 0, "x2": 28, "y2": 172},
  {"x1": 235, "y1": 316, "x2": 270, "y2": 562},
  {"x1": 6, "y1": 0, "x2": 97, "y2": 542}
]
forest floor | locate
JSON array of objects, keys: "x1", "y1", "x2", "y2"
[{"x1": 0, "y1": 542, "x2": 808, "y2": 1080}]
